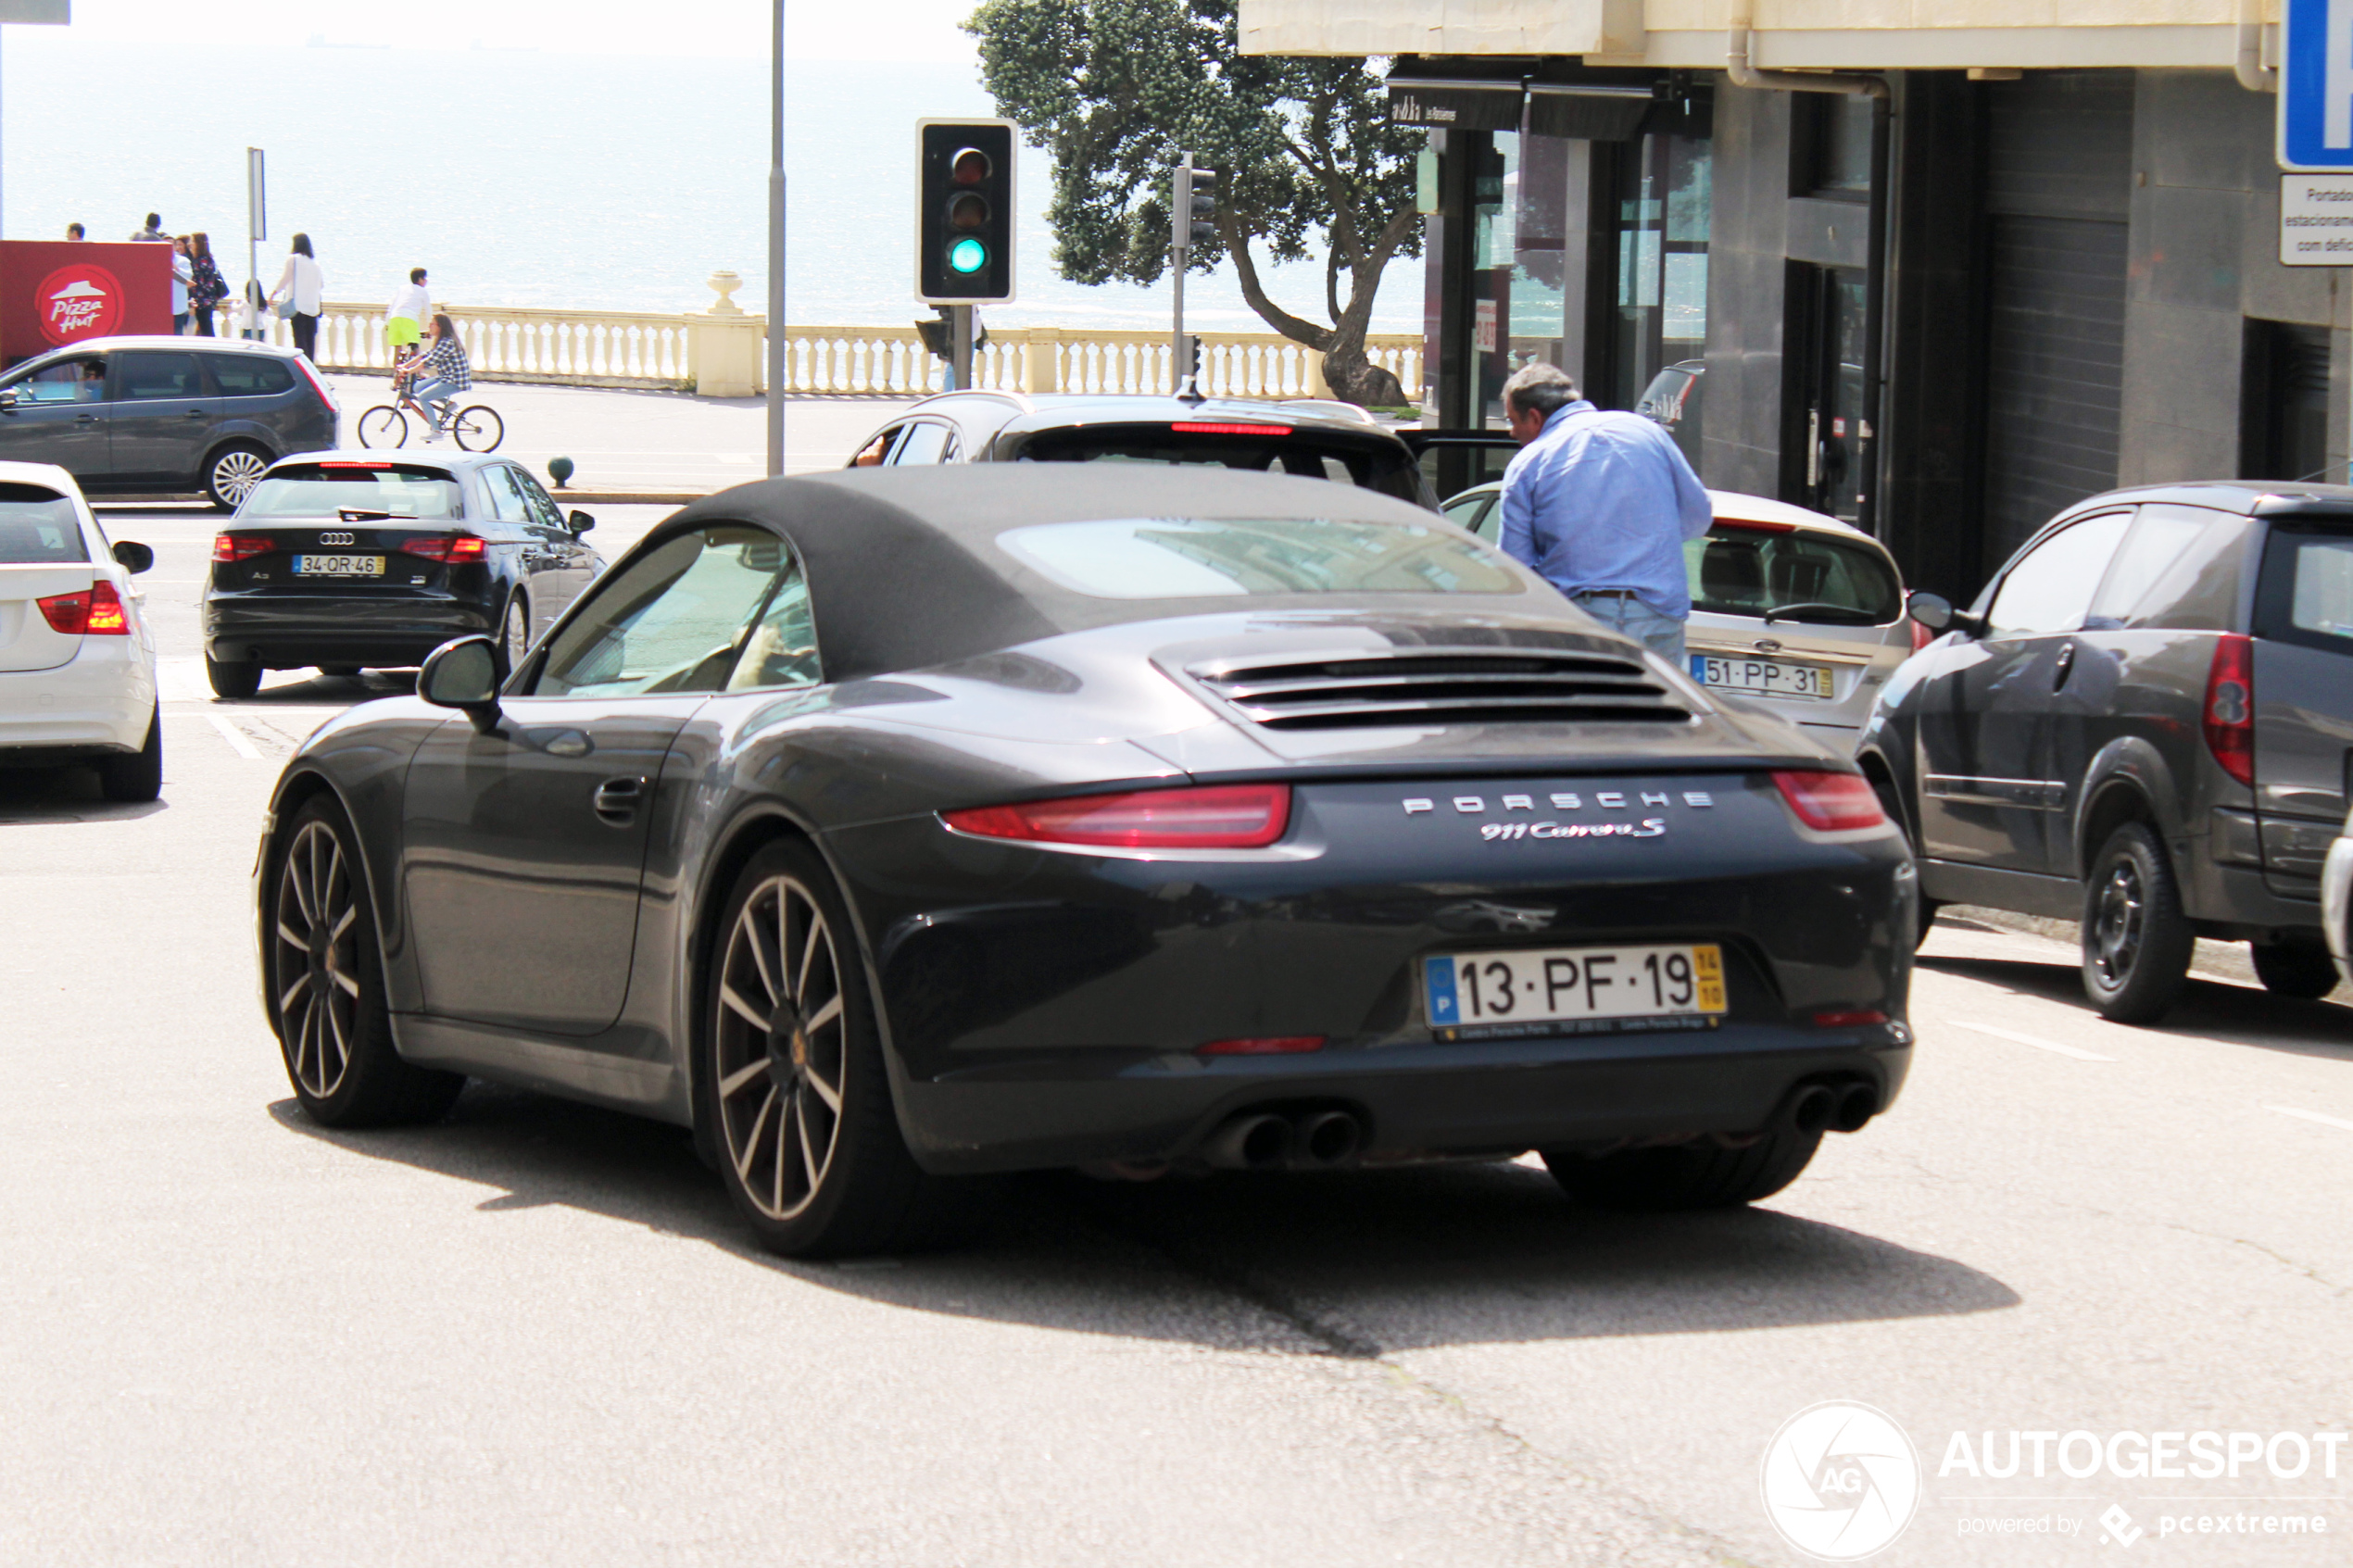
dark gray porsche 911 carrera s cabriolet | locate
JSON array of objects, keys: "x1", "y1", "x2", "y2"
[{"x1": 256, "y1": 466, "x2": 1917, "y2": 1257}]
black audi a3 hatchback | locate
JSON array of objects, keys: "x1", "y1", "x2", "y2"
[
  {"x1": 201, "y1": 450, "x2": 602, "y2": 696},
  {"x1": 255, "y1": 467, "x2": 1915, "y2": 1257}
]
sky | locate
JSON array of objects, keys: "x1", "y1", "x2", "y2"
[{"x1": 34, "y1": 0, "x2": 987, "y2": 61}]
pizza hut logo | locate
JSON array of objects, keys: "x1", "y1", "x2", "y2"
[{"x1": 38, "y1": 265, "x2": 123, "y2": 345}]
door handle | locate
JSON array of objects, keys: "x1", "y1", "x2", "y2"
[
  {"x1": 2053, "y1": 641, "x2": 2076, "y2": 687},
  {"x1": 76, "y1": 414, "x2": 98, "y2": 424},
  {"x1": 592, "y1": 776, "x2": 643, "y2": 822},
  {"x1": 184, "y1": 408, "x2": 208, "y2": 419}
]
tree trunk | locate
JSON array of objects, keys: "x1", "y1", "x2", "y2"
[{"x1": 1320, "y1": 341, "x2": 1404, "y2": 407}]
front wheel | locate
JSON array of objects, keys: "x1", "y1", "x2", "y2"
[
  {"x1": 355, "y1": 405, "x2": 408, "y2": 448},
  {"x1": 1543, "y1": 1123, "x2": 1823, "y2": 1211},
  {"x1": 494, "y1": 593, "x2": 529, "y2": 683},
  {"x1": 268, "y1": 798, "x2": 466, "y2": 1127},
  {"x1": 702, "y1": 838, "x2": 935, "y2": 1257},
  {"x1": 205, "y1": 444, "x2": 271, "y2": 509},
  {"x1": 2250, "y1": 940, "x2": 2340, "y2": 999},
  {"x1": 449, "y1": 405, "x2": 504, "y2": 453},
  {"x1": 2081, "y1": 822, "x2": 2195, "y2": 1023}
]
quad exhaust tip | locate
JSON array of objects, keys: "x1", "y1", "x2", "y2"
[
  {"x1": 1787, "y1": 1079, "x2": 1880, "y2": 1136},
  {"x1": 1202, "y1": 1108, "x2": 1365, "y2": 1171}
]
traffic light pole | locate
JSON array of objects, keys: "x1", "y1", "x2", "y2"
[
  {"x1": 950, "y1": 304, "x2": 975, "y2": 392},
  {"x1": 1170, "y1": 152, "x2": 1190, "y2": 393}
]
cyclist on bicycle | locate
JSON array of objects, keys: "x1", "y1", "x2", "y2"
[{"x1": 407, "y1": 312, "x2": 472, "y2": 445}]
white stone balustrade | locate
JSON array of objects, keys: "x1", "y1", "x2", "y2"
[{"x1": 258, "y1": 275, "x2": 1421, "y2": 403}]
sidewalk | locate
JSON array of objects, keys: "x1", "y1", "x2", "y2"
[{"x1": 323, "y1": 376, "x2": 915, "y2": 496}]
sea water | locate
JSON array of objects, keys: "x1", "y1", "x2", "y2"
[{"x1": 2, "y1": 35, "x2": 1419, "y2": 336}]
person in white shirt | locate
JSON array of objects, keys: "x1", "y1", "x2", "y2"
[
  {"x1": 387, "y1": 268, "x2": 431, "y2": 368},
  {"x1": 170, "y1": 237, "x2": 193, "y2": 333},
  {"x1": 270, "y1": 232, "x2": 326, "y2": 361}
]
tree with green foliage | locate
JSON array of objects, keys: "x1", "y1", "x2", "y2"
[{"x1": 965, "y1": 0, "x2": 1421, "y2": 406}]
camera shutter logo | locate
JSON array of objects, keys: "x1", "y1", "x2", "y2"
[
  {"x1": 37, "y1": 266, "x2": 123, "y2": 345},
  {"x1": 1760, "y1": 1401, "x2": 1921, "y2": 1561}
]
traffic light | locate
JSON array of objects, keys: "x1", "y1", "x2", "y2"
[
  {"x1": 916, "y1": 119, "x2": 1017, "y2": 304},
  {"x1": 1176, "y1": 159, "x2": 1219, "y2": 252}
]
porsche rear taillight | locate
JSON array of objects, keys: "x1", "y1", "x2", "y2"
[
  {"x1": 212, "y1": 533, "x2": 273, "y2": 562},
  {"x1": 943, "y1": 784, "x2": 1292, "y2": 849},
  {"x1": 398, "y1": 533, "x2": 485, "y2": 562},
  {"x1": 1771, "y1": 770, "x2": 1885, "y2": 832},
  {"x1": 36, "y1": 579, "x2": 129, "y2": 635},
  {"x1": 2202, "y1": 633, "x2": 2255, "y2": 787}
]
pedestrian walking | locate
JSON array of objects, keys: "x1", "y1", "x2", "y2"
[
  {"x1": 407, "y1": 313, "x2": 471, "y2": 445},
  {"x1": 169, "y1": 237, "x2": 194, "y2": 334},
  {"x1": 64, "y1": 222, "x2": 84, "y2": 241},
  {"x1": 129, "y1": 212, "x2": 165, "y2": 243},
  {"x1": 186, "y1": 233, "x2": 228, "y2": 337},
  {"x1": 1494, "y1": 362, "x2": 1712, "y2": 663},
  {"x1": 386, "y1": 267, "x2": 431, "y2": 368},
  {"x1": 270, "y1": 233, "x2": 325, "y2": 360}
]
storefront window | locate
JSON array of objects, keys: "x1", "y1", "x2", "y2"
[{"x1": 1612, "y1": 119, "x2": 1711, "y2": 465}]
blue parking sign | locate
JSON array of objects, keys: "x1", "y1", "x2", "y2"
[{"x1": 2283, "y1": 0, "x2": 2353, "y2": 170}]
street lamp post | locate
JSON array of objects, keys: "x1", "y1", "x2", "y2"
[{"x1": 766, "y1": 0, "x2": 786, "y2": 478}]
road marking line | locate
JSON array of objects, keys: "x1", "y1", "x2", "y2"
[
  {"x1": 207, "y1": 714, "x2": 263, "y2": 760},
  {"x1": 1945, "y1": 1019, "x2": 2115, "y2": 1061},
  {"x1": 2265, "y1": 1105, "x2": 2353, "y2": 1134}
]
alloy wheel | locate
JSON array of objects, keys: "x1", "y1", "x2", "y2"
[
  {"x1": 211, "y1": 448, "x2": 270, "y2": 507},
  {"x1": 272, "y1": 820, "x2": 362, "y2": 1098},
  {"x1": 502, "y1": 598, "x2": 529, "y2": 674},
  {"x1": 713, "y1": 874, "x2": 847, "y2": 1221},
  {"x1": 2091, "y1": 859, "x2": 2145, "y2": 987}
]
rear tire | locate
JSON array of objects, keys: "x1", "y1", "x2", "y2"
[
  {"x1": 2250, "y1": 940, "x2": 2340, "y2": 999},
  {"x1": 2081, "y1": 822, "x2": 2195, "y2": 1023},
  {"x1": 204, "y1": 443, "x2": 271, "y2": 510},
  {"x1": 493, "y1": 594, "x2": 529, "y2": 684},
  {"x1": 355, "y1": 406, "x2": 407, "y2": 449},
  {"x1": 206, "y1": 653, "x2": 262, "y2": 699},
  {"x1": 97, "y1": 708, "x2": 162, "y2": 802},
  {"x1": 701, "y1": 837, "x2": 938, "y2": 1257},
  {"x1": 1542, "y1": 1124, "x2": 1823, "y2": 1211},
  {"x1": 450, "y1": 405, "x2": 504, "y2": 453},
  {"x1": 268, "y1": 797, "x2": 465, "y2": 1127}
]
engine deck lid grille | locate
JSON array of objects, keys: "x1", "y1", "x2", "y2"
[{"x1": 1187, "y1": 647, "x2": 1692, "y2": 730}]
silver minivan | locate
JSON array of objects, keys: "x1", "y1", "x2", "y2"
[{"x1": 1441, "y1": 483, "x2": 1919, "y2": 749}]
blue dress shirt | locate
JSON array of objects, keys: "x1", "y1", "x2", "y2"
[{"x1": 1496, "y1": 400, "x2": 1713, "y2": 619}]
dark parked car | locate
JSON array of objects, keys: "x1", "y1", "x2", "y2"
[
  {"x1": 201, "y1": 450, "x2": 601, "y2": 696},
  {"x1": 255, "y1": 466, "x2": 1913, "y2": 1259},
  {"x1": 1859, "y1": 482, "x2": 2353, "y2": 1022},
  {"x1": 847, "y1": 390, "x2": 1438, "y2": 507},
  {"x1": 0, "y1": 336, "x2": 339, "y2": 508}
]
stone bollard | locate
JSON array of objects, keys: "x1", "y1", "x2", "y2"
[{"x1": 692, "y1": 270, "x2": 766, "y2": 398}]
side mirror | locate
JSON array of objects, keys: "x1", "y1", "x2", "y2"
[
  {"x1": 0, "y1": 389, "x2": 18, "y2": 410},
  {"x1": 567, "y1": 510, "x2": 596, "y2": 534},
  {"x1": 112, "y1": 540, "x2": 154, "y2": 574},
  {"x1": 1906, "y1": 591, "x2": 1955, "y2": 634},
  {"x1": 418, "y1": 636, "x2": 503, "y2": 731}
]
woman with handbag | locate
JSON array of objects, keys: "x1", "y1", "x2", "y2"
[
  {"x1": 270, "y1": 232, "x2": 325, "y2": 360},
  {"x1": 186, "y1": 233, "x2": 228, "y2": 337}
]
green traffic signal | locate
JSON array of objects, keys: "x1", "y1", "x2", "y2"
[{"x1": 948, "y1": 237, "x2": 989, "y2": 274}]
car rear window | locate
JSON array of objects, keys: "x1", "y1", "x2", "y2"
[
  {"x1": 2254, "y1": 524, "x2": 2353, "y2": 655},
  {"x1": 1016, "y1": 427, "x2": 1428, "y2": 505},
  {"x1": 1684, "y1": 522, "x2": 1900, "y2": 624},
  {"x1": 204, "y1": 355, "x2": 296, "y2": 395},
  {"x1": 0, "y1": 483, "x2": 86, "y2": 563},
  {"x1": 996, "y1": 516, "x2": 1519, "y2": 598},
  {"x1": 241, "y1": 463, "x2": 462, "y2": 520}
]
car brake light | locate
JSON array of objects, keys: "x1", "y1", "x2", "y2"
[
  {"x1": 943, "y1": 783, "x2": 1292, "y2": 848},
  {"x1": 1170, "y1": 421, "x2": 1290, "y2": 436},
  {"x1": 1196, "y1": 1035, "x2": 1326, "y2": 1056},
  {"x1": 2202, "y1": 633, "x2": 2255, "y2": 787},
  {"x1": 397, "y1": 533, "x2": 486, "y2": 562},
  {"x1": 212, "y1": 533, "x2": 274, "y2": 562},
  {"x1": 1810, "y1": 1009, "x2": 1888, "y2": 1028},
  {"x1": 1771, "y1": 770, "x2": 1885, "y2": 831},
  {"x1": 35, "y1": 579, "x2": 129, "y2": 636},
  {"x1": 293, "y1": 354, "x2": 339, "y2": 412}
]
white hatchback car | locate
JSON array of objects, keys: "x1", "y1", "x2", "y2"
[
  {"x1": 0, "y1": 461, "x2": 160, "y2": 799},
  {"x1": 1441, "y1": 483, "x2": 1922, "y2": 749}
]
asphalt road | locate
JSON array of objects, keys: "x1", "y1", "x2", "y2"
[{"x1": 3, "y1": 508, "x2": 2348, "y2": 1566}]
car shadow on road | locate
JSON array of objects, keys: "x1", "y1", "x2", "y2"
[
  {"x1": 1917, "y1": 953, "x2": 2353, "y2": 1062},
  {"x1": 0, "y1": 763, "x2": 168, "y2": 823},
  {"x1": 268, "y1": 1082, "x2": 2019, "y2": 1354}
]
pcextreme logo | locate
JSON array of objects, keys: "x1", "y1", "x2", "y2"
[{"x1": 1760, "y1": 1401, "x2": 1923, "y2": 1561}]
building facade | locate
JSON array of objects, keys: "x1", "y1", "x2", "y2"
[{"x1": 1239, "y1": 2, "x2": 2346, "y2": 602}]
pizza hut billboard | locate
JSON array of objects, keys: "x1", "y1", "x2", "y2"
[{"x1": 0, "y1": 241, "x2": 172, "y2": 363}]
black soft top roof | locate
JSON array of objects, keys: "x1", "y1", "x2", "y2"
[{"x1": 669, "y1": 466, "x2": 1551, "y2": 680}]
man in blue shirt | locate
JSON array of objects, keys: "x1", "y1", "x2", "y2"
[{"x1": 1495, "y1": 362, "x2": 1712, "y2": 663}]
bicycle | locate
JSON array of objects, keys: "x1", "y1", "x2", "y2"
[{"x1": 356, "y1": 370, "x2": 505, "y2": 452}]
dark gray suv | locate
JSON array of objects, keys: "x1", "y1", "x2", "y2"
[
  {"x1": 0, "y1": 336, "x2": 339, "y2": 508},
  {"x1": 1860, "y1": 482, "x2": 2353, "y2": 1022}
]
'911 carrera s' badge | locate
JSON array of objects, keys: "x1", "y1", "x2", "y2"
[{"x1": 1403, "y1": 788, "x2": 1711, "y2": 842}]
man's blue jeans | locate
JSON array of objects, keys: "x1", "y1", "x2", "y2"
[{"x1": 1571, "y1": 591, "x2": 1687, "y2": 665}]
